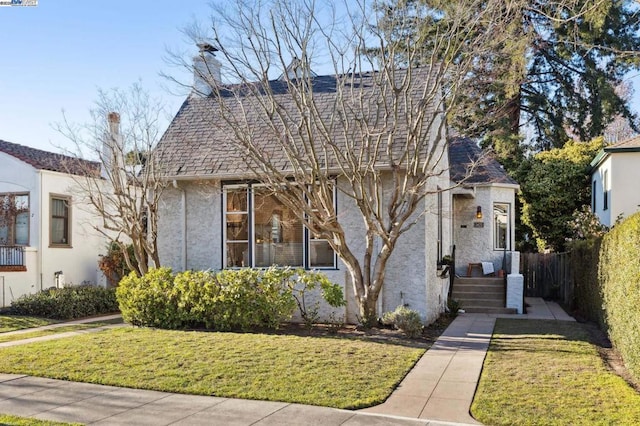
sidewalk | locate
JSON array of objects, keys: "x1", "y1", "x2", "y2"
[
  {"x1": 0, "y1": 299, "x2": 573, "y2": 425},
  {"x1": 360, "y1": 297, "x2": 574, "y2": 423}
]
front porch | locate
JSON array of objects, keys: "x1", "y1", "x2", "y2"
[{"x1": 451, "y1": 276, "x2": 517, "y2": 314}]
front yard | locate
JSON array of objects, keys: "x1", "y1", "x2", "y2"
[
  {"x1": 0, "y1": 315, "x2": 58, "y2": 333},
  {"x1": 0, "y1": 326, "x2": 425, "y2": 409},
  {"x1": 471, "y1": 319, "x2": 640, "y2": 425}
]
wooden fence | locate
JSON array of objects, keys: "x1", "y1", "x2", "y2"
[{"x1": 521, "y1": 252, "x2": 572, "y2": 306}]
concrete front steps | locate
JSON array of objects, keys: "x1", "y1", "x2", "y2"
[{"x1": 451, "y1": 276, "x2": 517, "y2": 314}]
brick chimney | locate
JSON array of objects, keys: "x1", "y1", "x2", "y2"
[{"x1": 193, "y1": 43, "x2": 222, "y2": 97}]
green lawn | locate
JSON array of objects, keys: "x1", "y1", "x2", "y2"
[
  {"x1": 0, "y1": 316, "x2": 58, "y2": 333},
  {"x1": 0, "y1": 414, "x2": 78, "y2": 425},
  {"x1": 471, "y1": 319, "x2": 640, "y2": 425},
  {"x1": 0, "y1": 319, "x2": 123, "y2": 344},
  {"x1": 0, "y1": 327, "x2": 424, "y2": 409}
]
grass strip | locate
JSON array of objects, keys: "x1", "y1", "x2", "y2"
[
  {"x1": 0, "y1": 414, "x2": 79, "y2": 425},
  {"x1": 0, "y1": 327, "x2": 424, "y2": 409},
  {"x1": 471, "y1": 319, "x2": 640, "y2": 425},
  {"x1": 0, "y1": 321, "x2": 121, "y2": 344},
  {"x1": 0, "y1": 316, "x2": 59, "y2": 333}
]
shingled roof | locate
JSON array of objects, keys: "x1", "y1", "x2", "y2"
[
  {"x1": 448, "y1": 137, "x2": 517, "y2": 185},
  {"x1": 156, "y1": 68, "x2": 440, "y2": 178},
  {"x1": 0, "y1": 139, "x2": 100, "y2": 177}
]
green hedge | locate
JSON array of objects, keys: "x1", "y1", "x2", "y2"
[
  {"x1": 569, "y1": 238, "x2": 604, "y2": 327},
  {"x1": 116, "y1": 267, "x2": 344, "y2": 331},
  {"x1": 9, "y1": 285, "x2": 119, "y2": 320},
  {"x1": 599, "y1": 212, "x2": 640, "y2": 381}
]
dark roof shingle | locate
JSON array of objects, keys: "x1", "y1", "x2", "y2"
[
  {"x1": 448, "y1": 137, "x2": 517, "y2": 185},
  {"x1": 0, "y1": 139, "x2": 100, "y2": 177},
  {"x1": 156, "y1": 69, "x2": 439, "y2": 178}
]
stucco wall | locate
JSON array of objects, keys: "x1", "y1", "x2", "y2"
[
  {"x1": 39, "y1": 170, "x2": 106, "y2": 289},
  {"x1": 0, "y1": 152, "x2": 40, "y2": 247},
  {"x1": 453, "y1": 185, "x2": 517, "y2": 276},
  {"x1": 0, "y1": 156, "x2": 107, "y2": 302},
  {"x1": 609, "y1": 153, "x2": 640, "y2": 224}
]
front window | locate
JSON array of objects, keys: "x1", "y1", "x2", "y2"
[
  {"x1": 0, "y1": 193, "x2": 29, "y2": 246},
  {"x1": 50, "y1": 195, "x2": 71, "y2": 247},
  {"x1": 253, "y1": 188, "x2": 303, "y2": 267},
  {"x1": 493, "y1": 203, "x2": 510, "y2": 250},
  {"x1": 223, "y1": 184, "x2": 336, "y2": 268}
]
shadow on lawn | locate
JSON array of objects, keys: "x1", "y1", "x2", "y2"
[
  {"x1": 491, "y1": 318, "x2": 640, "y2": 392},
  {"x1": 183, "y1": 314, "x2": 456, "y2": 350}
]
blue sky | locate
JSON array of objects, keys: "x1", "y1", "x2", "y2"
[
  {"x1": 1, "y1": 1, "x2": 639, "y2": 154},
  {"x1": 0, "y1": 0, "x2": 211, "y2": 152}
]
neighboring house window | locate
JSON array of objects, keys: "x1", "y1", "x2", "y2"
[
  {"x1": 493, "y1": 203, "x2": 510, "y2": 250},
  {"x1": 50, "y1": 195, "x2": 71, "y2": 247},
  {"x1": 0, "y1": 193, "x2": 29, "y2": 246},
  {"x1": 223, "y1": 184, "x2": 336, "y2": 269},
  {"x1": 603, "y1": 170, "x2": 608, "y2": 211},
  {"x1": 592, "y1": 180, "x2": 597, "y2": 212}
]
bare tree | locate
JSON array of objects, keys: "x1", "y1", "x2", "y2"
[
  {"x1": 56, "y1": 84, "x2": 167, "y2": 276},
  {"x1": 164, "y1": 0, "x2": 524, "y2": 325},
  {"x1": 603, "y1": 81, "x2": 640, "y2": 144}
]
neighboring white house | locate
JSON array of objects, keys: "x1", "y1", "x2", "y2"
[
  {"x1": 0, "y1": 140, "x2": 107, "y2": 306},
  {"x1": 154, "y1": 50, "x2": 519, "y2": 323},
  {"x1": 590, "y1": 135, "x2": 640, "y2": 227}
]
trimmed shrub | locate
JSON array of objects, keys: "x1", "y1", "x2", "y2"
[
  {"x1": 10, "y1": 285, "x2": 118, "y2": 320},
  {"x1": 116, "y1": 267, "x2": 181, "y2": 328},
  {"x1": 569, "y1": 238, "x2": 604, "y2": 326},
  {"x1": 382, "y1": 306, "x2": 423, "y2": 338},
  {"x1": 117, "y1": 267, "x2": 344, "y2": 331},
  {"x1": 599, "y1": 212, "x2": 640, "y2": 381}
]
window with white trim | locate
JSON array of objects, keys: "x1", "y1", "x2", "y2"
[
  {"x1": 223, "y1": 183, "x2": 336, "y2": 268},
  {"x1": 493, "y1": 203, "x2": 510, "y2": 250}
]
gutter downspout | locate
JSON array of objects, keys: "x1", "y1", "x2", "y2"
[{"x1": 173, "y1": 180, "x2": 187, "y2": 270}]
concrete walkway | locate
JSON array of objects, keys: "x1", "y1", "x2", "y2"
[
  {"x1": 0, "y1": 299, "x2": 573, "y2": 425},
  {"x1": 361, "y1": 297, "x2": 574, "y2": 424}
]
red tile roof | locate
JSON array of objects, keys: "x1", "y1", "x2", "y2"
[{"x1": 0, "y1": 139, "x2": 100, "y2": 177}]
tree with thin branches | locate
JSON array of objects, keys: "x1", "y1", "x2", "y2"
[
  {"x1": 56, "y1": 84, "x2": 167, "y2": 277},
  {"x1": 162, "y1": 0, "x2": 531, "y2": 325}
]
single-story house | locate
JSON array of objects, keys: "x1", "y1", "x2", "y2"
[
  {"x1": 590, "y1": 135, "x2": 640, "y2": 227},
  {"x1": 0, "y1": 140, "x2": 107, "y2": 306},
  {"x1": 154, "y1": 48, "x2": 519, "y2": 323}
]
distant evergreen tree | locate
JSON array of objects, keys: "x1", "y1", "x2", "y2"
[{"x1": 374, "y1": 0, "x2": 640, "y2": 154}]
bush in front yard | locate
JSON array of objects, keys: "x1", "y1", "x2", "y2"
[
  {"x1": 116, "y1": 267, "x2": 181, "y2": 328},
  {"x1": 117, "y1": 267, "x2": 315, "y2": 331},
  {"x1": 382, "y1": 306, "x2": 423, "y2": 338},
  {"x1": 10, "y1": 285, "x2": 118, "y2": 319},
  {"x1": 599, "y1": 212, "x2": 640, "y2": 382}
]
